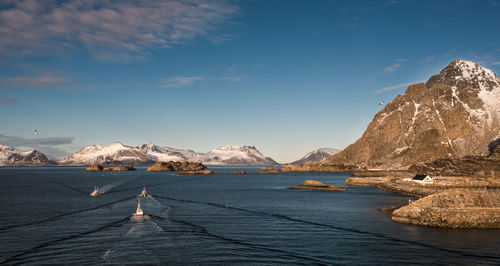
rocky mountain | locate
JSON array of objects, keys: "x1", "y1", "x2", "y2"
[
  {"x1": 59, "y1": 142, "x2": 277, "y2": 166},
  {"x1": 0, "y1": 144, "x2": 55, "y2": 166},
  {"x1": 325, "y1": 59, "x2": 500, "y2": 169},
  {"x1": 291, "y1": 148, "x2": 341, "y2": 164},
  {"x1": 136, "y1": 142, "x2": 196, "y2": 162},
  {"x1": 59, "y1": 142, "x2": 153, "y2": 165},
  {"x1": 189, "y1": 145, "x2": 278, "y2": 165}
]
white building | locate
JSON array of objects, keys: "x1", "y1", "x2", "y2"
[{"x1": 410, "y1": 174, "x2": 434, "y2": 184}]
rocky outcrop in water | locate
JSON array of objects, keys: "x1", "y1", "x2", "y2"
[
  {"x1": 112, "y1": 166, "x2": 136, "y2": 171},
  {"x1": 176, "y1": 169, "x2": 216, "y2": 175},
  {"x1": 147, "y1": 161, "x2": 209, "y2": 172},
  {"x1": 289, "y1": 180, "x2": 346, "y2": 191},
  {"x1": 322, "y1": 59, "x2": 500, "y2": 169},
  {"x1": 86, "y1": 164, "x2": 104, "y2": 171}
]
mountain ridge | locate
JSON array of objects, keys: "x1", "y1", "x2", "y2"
[{"x1": 58, "y1": 142, "x2": 277, "y2": 166}]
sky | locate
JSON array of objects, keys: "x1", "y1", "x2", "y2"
[{"x1": 1, "y1": 0, "x2": 500, "y2": 163}]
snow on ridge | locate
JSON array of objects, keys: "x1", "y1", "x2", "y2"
[
  {"x1": 452, "y1": 59, "x2": 500, "y2": 88},
  {"x1": 60, "y1": 142, "x2": 276, "y2": 165}
]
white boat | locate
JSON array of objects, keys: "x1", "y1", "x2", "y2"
[
  {"x1": 135, "y1": 200, "x2": 144, "y2": 216},
  {"x1": 90, "y1": 186, "x2": 99, "y2": 197}
]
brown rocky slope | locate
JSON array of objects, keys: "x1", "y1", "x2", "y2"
[{"x1": 323, "y1": 59, "x2": 500, "y2": 169}]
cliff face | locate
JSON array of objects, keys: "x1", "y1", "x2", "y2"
[{"x1": 325, "y1": 59, "x2": 500, "y2": 169}]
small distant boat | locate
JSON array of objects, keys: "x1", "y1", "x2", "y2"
[
  {"x1": 139, "y1": 187, "x2": 147, "y2": 197},
  {"x1": 90, "y1": 186, "x2": 99, "y2": 197},
  {"x1": 135, "y1": 201, "x2": 144, "y2": 216}
]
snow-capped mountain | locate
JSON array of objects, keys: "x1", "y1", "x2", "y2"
[
  {"x1": 59, "y1": 141, "x2": 152, "y2": 165},
  {"x1": 136, "y1": 142, "x2": 196, "y2": 162},
  {"x1": 0, "y1": 144, "x2": 55, "y2": 166},
  {"x1": 291, "y1": 148, "x2": 341, "y2": 164},
  {"x1": 59, "y1": 142, "x2": 278, "y2": 166},
  {"x1": 189, "y1": 145, "x2": 278, "y2": 165},
  {"x1": 325, "y1": 59, "x2": 500, "y2": 169}
]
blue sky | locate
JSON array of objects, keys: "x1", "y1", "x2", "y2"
[{"x1": 1, "y1": 0, "x2": 500, "y2": 163}]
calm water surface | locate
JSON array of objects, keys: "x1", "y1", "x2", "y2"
[{"x1": 0, "y1": 167, "x2": 499, "y2": 265}]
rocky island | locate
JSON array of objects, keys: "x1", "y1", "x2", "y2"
[
  {"x1": 289, "y1": 180, "x2": 346, "y2": 191},
  {"x1": 85, "y1": 164, "x2": 136, "y2": 171},
  {"x1": 147, "y1": 161, "x2": 211, "y2": 172}
]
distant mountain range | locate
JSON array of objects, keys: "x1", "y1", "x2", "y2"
[
  {"x1": 43, "y1": 142, "x2": 277, "y2": 166},
  {"x1": 1, "y1": 142, "x2": 340, "y2": 167},
  {"x1": 291, "y1": 148, "x2": 341, "y2": 164}
]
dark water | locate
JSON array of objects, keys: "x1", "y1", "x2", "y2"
[{"x1": 0, "y1": 167, "x2": 499, "y2": 265}]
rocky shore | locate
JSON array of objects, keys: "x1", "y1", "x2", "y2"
[
  {"x1": 281, "y1": 163, "x2": 359, "y2": 173},
  {"x1": 392, "y1": 189, "x2": 500, "y2": 229},
  {"x1": 289, "y1": 180, "x2": 346, "y2": 191}
]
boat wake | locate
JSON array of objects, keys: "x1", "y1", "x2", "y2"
[
  {"x1": 0, "y1": 195, "x2": 136, "y2": 232},
  {"x1": 1, "y1": 216, "x2": 130, "y2": 264},
  {"x1": 151, "y1": 194, "x2": 500, "y2": 261},
  {"x1": 102, "y1": 214, "x2": 172, "y2": 264},
  {"x1": 148, "y1": 214, "x2": 330, "y2": 264},
  {"x1": 105, "y1": 175, "x2": 209, "y2": 195},
  {"x1": 97, "y1": 176, "x2": 138, "y2": 195}
]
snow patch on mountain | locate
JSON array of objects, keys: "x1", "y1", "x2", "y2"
[
  {"x1": 59, "y1": 142, "x2": 277, "y2": 166},
  {"x1": 189, "y1": 145, "x2": 277, "y2": 165},
  {"x1": 291, "y1": 148, "x2": 341, "y2": 164}
]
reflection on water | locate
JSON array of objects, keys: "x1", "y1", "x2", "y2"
[{"x1": 0, "y1": 167, "x2": 499, "y2": 265}]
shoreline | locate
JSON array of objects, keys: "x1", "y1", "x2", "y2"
[{"x1": 346, "y1": 172, "x2": 500, "y2": 229}]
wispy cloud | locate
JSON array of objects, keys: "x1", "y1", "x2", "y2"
[
  {"x1": 0, "y1": 76, "x2": 66, "y2": 88},
  {"x1": 491, "y1": 62, "x2": 500, "y2": 66},
  {"x1": 0, "y1": 0, "x2": 239, "y2": 61},
  {"x1": 375, "y1": 81, "x2": 424, "y2": 93},
  {"x1": 423, "y1": 56, "x2": 435, "y2": 63},
  {"x1": 0, "y1": 97, "x2": 19, "y2": 104},
  {"x1": 217, "y1": 76, "x2": 241, "y2": 82},
  {"x1": 161, "y1": 75, "x2": 203, "y2": 88},
  {"x1": 394, "y1": 58, "x2": 407, "y2": 62},
  {"x1": 0, "y1": 133, "x2": 74, "y2": 157},
  {"x1": 383, "y1": 63, "x2": 401, "y2": 73}
]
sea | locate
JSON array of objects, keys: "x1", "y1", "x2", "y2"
[{"x1": 0, "y1": 166, "x2": 499, "y2": 265}]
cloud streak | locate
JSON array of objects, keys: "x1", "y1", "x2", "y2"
[
  {"x1": 161, "y1": 75, "x2": 203, "y2": 88},
  {"x1": 375, "y1": 81, "x2": 424, "y2": 93},
  {"x1": 0, "y1": 76, "x2": 66, "y2": 88},
  {"x1": 0, "y1": 134, "x2": 74, "y2": 146},
  {"x1": 0, "y1": 0, "x2": 239, "y2": 61},
  {"x1": 383, "y1": 63, "x2": 401, "y2": 73}
]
